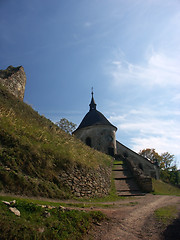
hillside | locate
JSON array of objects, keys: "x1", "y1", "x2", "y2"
[{"x1": 0, "y1": 83, "x2": 112, "y2": 199}]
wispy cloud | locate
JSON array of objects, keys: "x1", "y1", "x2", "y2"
[
  {"x1": 109, "y1": 50, "x2": 180, "y2": 88},
  {"x1": 84, "y1": 22, "x2": 92, "y2": 27},
  {"x1": 171, "y1": 93, "x2": 180, "y2": 103},
  {"x1": 109, "y1": 107, "x2": 180, "y2": 166},
  {"x1": 131, "y1": 136, "x2": 180, "y2": 160}
]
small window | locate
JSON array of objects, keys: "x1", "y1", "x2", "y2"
[
  {"x1": 138, "y1": 163, "x2": 143, "y2": 170},
  {"x1": 86, "y1": 137, "x2": 91, "y2": 147}
]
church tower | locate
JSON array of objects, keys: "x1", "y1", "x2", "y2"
[{"x1": 73, "y1": 90, "x2": 117, "y2": 156}]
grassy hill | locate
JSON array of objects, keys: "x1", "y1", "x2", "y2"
[
  {"x1": 0, "y1": 196, "x2": 106, "y2": 240},
  {"x1": 152, "y1": 179, "x2": 180, "y2": 196},
  {"x1": 0, "y1": 83, "x2": 112, "y2": 199}
]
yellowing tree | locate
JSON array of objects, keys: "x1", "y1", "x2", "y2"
[{"x1": 139, "y1": 148, "x2": 179, "y2": 185}]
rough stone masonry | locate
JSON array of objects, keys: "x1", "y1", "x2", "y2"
[{"x1": 0, "y1": 65, "x2": 26, "y2": 100}]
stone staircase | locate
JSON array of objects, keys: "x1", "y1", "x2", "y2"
[{"x1": 113, "y1": 159, "x2": 145, "y2": 196}]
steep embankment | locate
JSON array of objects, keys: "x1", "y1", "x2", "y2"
[{"x1": 0, "y1": 83, "x2": 112, "y2": 199}]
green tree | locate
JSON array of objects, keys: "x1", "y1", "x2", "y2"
[
  {"x1": 139, "y1": 148, "x2": 179, "y2": 185},
  {"x1": 160, "y1": 152, "x2": 175, "y2": 170},
  {"x1": 56, "y1": 118, "x2": 77, "y2": 134}
]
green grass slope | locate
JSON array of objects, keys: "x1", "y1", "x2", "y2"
[
  {"x1": 0, "y1": 197, "x2": 106, "y2": 240},
  {"x1": 0, "y1": 83, "x2": 112, "y2": 198},
  {"x1": 152, "y1": 179, "x2": 180, "y2": 196}
]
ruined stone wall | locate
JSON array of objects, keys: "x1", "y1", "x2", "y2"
[
  {"x1": 73, "y1": 125, "x2": 117, "y2": 155},
  {"x1": 0, "y1": 65, "x2": 26, "y2": 100},
  {"x1": 125, "y1": 157, "x2": 153, "y2": 192},
  {"x1": 60, "y1": 163, "x2": 112, "y2": 198},
  {"x1": 116, "y1": 141, "x2": 159, "y2": 179}
]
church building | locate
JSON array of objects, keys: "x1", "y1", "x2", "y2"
[
  {"x1": 73, "y1": 91, "x2": 159, "y2": 180},
  {"x1": 73, "y1": 90, "x2": 117, "y2": 156}
]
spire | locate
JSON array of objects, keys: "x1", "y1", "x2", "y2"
[{"x1": 89, "y1": 87, "x2": 97, "y2": 111}]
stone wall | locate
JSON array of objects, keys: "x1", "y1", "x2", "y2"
[
  {"x1": 116, "y1": 141, "x2": 159, "y2": 179},
  {"x1": 59, "y1": 163, "x2": 112, "y2": 198},
  {"x1": 125, "y1": 157, "x2": 153, "y2": 192},
  {"x1": 0, "y1": 65, "x2": 26, "y2": 100}
]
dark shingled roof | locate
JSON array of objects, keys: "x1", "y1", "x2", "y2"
[
  {"x1": 75, "y1": 109, "x2": 117, "y2": 131},
  {"x1": 74, "y1": 91, "x2": 117, "y2": 132}
]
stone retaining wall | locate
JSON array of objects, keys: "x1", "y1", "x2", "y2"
[
  {"x1": 116, "y1": 141, "x2": 159, "y2": 179},
  {"x1": 126, "y1": 157, "x2": 153, "y2": 192},
  {"x1": 60, "y1": 164, "x2": 112, "y2": 198}
]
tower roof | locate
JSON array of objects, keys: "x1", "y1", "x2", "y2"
[
  {"x1": 74, "y1": 91, "x2": 117, "y2": 132},
  {"x1": 89, "y1": 90, "x2": 96, "y2": 111}
]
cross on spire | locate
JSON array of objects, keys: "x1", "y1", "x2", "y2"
[
  {"x1": 89, "y1": 87, "x2": 96, "y2": 111},
  {"x1": 91, "y1": 87, "x2": 93, "y2": 95}
]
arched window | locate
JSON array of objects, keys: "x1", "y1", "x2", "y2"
[
  {"x1": 108, "y1": 147, "x2": 114, "y2": 156},
  {"x1": 123, "y1": 152, "x2": 128, "y2": 159},
  {"x1": 86, "y1": 137, "x2": 91, "y2": 147},
  {"x1": 138, "y1": 163, "x2": 143, "y2": 171}
]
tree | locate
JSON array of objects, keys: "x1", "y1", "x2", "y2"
[
  {"x1": 56, "y1": 118, "x2": 77, "y2": 134},
  {"x1": 139, "y1": 148, "x2": 175, "y2": 169},
  {"x1": 139, "y1": 148, "x2": 179, "y2": 185},
  {"x1": 139, "y1": 148, "x2": 161, "y2": 163},
  {"x1": 160, "y1": 152, "x2": 175, "y2": 170}
]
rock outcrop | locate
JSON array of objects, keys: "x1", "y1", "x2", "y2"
[
  {"x1": 0, "y1": 65, "x2": 26, "y2": 100},
  {"x1": 2, "y1": 200, "x2": 21, "y2": 217}
]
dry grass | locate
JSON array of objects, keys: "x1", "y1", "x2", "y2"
[{"x1": 0, "y1": 83, "x2": 112, "y2": 198}]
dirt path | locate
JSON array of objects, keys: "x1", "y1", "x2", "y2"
[
  {"x1": 0, "y1": 192, "x2": 180, "y2": 239},
  {"x1": 88, "y1": 194, "x2": 180, "y2": 240}
]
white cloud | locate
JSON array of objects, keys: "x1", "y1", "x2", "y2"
[
  {"x1": 105, "y1": 7, "x2": 180, "y2": 166},
  {"x1": 131, "y1": 136, "x2": 180, "y2": 159},
  {"x1": 109, "y1": 107, "x2": 180, "y2": 167},
  {"x1": 109, "y1": 51, "x2": 180, "y2": 88}
]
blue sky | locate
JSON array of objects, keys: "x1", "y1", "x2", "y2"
[{"x1": 0, "y1": 0, "x2": 180, "y2": 167}]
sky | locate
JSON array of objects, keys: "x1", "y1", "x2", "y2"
[{"x1": 0, "y1": 0, "x2": 180, "y2": 167}]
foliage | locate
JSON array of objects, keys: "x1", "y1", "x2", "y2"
[
  {"x1": 0, "y1": 198, "x2": 106, "y2": 240},
  {"x1": 139, "y1": 148, "x2": 179, "y2": 185},
  {"x1": 139, "y1": 148, "x2": 161, "y2": 163},
  {"x1": 0, "y1": 83, "x2": 112, "y2": 198},
  {"x1": 56, "y1": 118, "x2": 77, "y2": 134},
  {"x1": 160, "y1": 152, "x2": 176, "y2": 170}
]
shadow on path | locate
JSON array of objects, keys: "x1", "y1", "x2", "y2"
[{"x1": 163, "y1": 216, "x2": 180, "y2": 240}]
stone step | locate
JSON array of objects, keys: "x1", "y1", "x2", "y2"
[
  {"x1": 117, "y1": 190, "x2": 145, "y2": 196},
  {"x1": 113, "y1": 166, "x2": 128, "y2": 171},
  {"x1": 114, "y1": 179, "x2": 140, "y2": 192},
  {"x1": 112, "y1": 160, "x2": 144, "y2": 196},
  {"x1": 114, "y1": 177, "x2": 133, "y2": 181},
  {"x1": 113, "y1": 170, "x2": 133, "y2": 179},
  {"x1": 113, "y1": 168, "x2": 128, "y2": 171}
]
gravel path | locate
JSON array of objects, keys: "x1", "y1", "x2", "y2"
[{"x1": 89, "y1": 194, "x2": 180, "y2": 240}]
